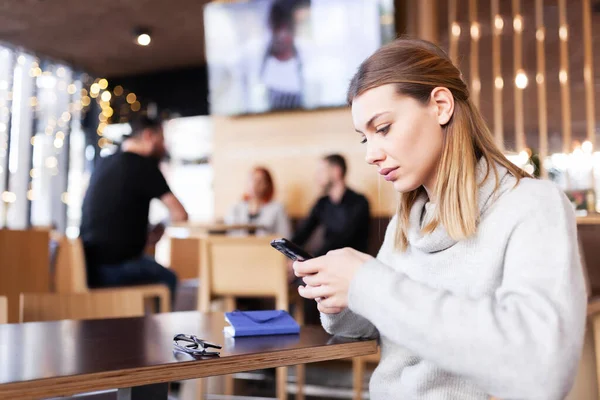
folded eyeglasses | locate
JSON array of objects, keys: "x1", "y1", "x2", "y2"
[{"x1": 173, "y1": 333, "x2": 222, "y2": 357}]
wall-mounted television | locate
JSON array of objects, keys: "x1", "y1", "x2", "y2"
[{"x1": 204, "y1": 0, "x2": 395, "y2": 116}]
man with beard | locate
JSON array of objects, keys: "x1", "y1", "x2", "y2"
[
  {"x1": 79, "y1": 116, "x2": 188, "y2": 300},
  {"x1": 292, "y1": 154, "x2": 370, "y2": 256}
]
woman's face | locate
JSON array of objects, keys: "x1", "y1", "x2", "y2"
[
  {"x1": 247, "y1": 170, "x2": 269, "y2": 201},
  {"x1": 351, "y1": 84, "x2": 452, "y2": 194}
]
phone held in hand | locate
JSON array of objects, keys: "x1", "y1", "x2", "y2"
[{"x1": 270, "y1": 238, "x2": 314, "y2": 261}]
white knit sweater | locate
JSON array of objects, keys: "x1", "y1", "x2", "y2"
[{"x1": 321, "y1": 161, "x2": 587, "y2": 400}]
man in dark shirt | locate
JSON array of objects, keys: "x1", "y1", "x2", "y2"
[
  {"x1": 292, "y1": 154, "x2": 370, "y2": 256},
  {"x1": 80, "y1": 116, "x2": 188, "y2": 300}
]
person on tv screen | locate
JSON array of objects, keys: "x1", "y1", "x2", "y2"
[{"x1": 260, "y1": 0, "x2": 310, "y2": 110}]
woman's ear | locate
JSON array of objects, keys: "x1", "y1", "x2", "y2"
[{"x1": 430, "y1": 87, "x2": 455, "y2": 126}]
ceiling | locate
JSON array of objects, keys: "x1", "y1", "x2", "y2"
[{"x1": 0, "y1": 0, "x2": 211, "y2": 77}]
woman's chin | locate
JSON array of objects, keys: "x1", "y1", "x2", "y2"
[{"x1": 392, "y1": 177, "x2": 420, "y2": 193}]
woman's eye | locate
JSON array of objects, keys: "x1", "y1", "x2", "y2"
[
  {"x1": 360, "y1": 137, "x2": 367, "y2": 144},
  {"x1": 376, "y1": 125, "x2": 390, "y2": 135}
]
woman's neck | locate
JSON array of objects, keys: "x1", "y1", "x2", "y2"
[{"x1": 248, "y1": 198, "x2": 265, "y2": 214}]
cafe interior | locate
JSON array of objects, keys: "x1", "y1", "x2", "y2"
[{"x1": 1, "y1": 0, "x2": 600, "y2": 399}]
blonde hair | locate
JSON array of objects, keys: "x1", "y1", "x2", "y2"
[{"x1": 347, "y1": 38, "x2": 530, "y2": 251}]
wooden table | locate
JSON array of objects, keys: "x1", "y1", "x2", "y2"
[{"x1": 0, "y1": 311, "x2": 377, "y2": 400}]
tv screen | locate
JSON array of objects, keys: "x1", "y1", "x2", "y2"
[{"x1": 204, "y1": 0, "x2": 395, "y2": 116}]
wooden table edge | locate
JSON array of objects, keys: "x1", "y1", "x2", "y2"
[{"x1": 0, "y1": 339, "x2": 377, "y2": 399}]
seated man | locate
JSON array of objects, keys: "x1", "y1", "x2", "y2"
[
  {"x1": 79, "y1": 116, "x2": 188, "y2": 300},
  {"x1": 292, "y1": 154, "x2": 370, "y2": 256}
]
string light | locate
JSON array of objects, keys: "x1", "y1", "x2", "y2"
[
  {"x1": 61, "y1": 192, "x2": 69, "y2": 204},
  {"x1": 470, "y1": 23, "x2": 481, "y2": 40},
  {"x1": 451, "y1": 22, "x2": 461, "y2": 37},
  {"x1": 98, "y1": 79, "x2": 108, "y2": 90},
  {"x1": 99, "y1": 114, "x2": 108, "y2": 122},
  {"x1": 81, "y1": 88, "x2": 88, "y2": 97},
  {"x1": 17, "y1": 56, "x2": 25, "y2": 65},
  {"x1": 81, "y1": 96, "x2": 91, "y2": 106},
  {"x1": 27, "y1": 190, "x2": 34, "y2": 201},
  {"x1": 56, "y1": 131, "x2": 65, "y2": 140},
  {"x1": 126, "y1": 93, "x2": 137, "y2": 104},
  {"x1": 54, "y1": 138, "x2": 64, "y2": 148},
  {"x1": 559, "y1": 25, "x2": 568, "y2": 41},
  {"x1": 29, "y1": 168, "x2": 39, "y2": 179},
  {"x1": 102, "y1": 107, "x2": 114, "y2": 118},
  {"x1": 495, "y1": 76, "x2": 504, "y2": 89},
  {"x1": 30, "y1": 137, "x2": 36, "y2": 146},
  {"x1": 494, "y1": 15, "x2": 504, "y2": 32},
  {"x1": 61, "y1": 112, "x2": 71, "y2": 121},
  {"x1": 45, "y1": 156, "x2": 58, "y2": 169},
  {"x1": 29, "y1": 97, "x2": 38, "y2": 107},
  {"x1": 513, "y1": 15, "x2": 523, "y2": 33},
  {"x1": 90, "y1": 83, "x2": 100, "y2": 95},
  {"x1": 131, "y1": 101, "x2": 141, "y2": 112},
  {"x1": 113, "y1": 85, "x2": 124, "y2": 96},
  {"x1": 1, "y1": 191, "x2": 16, "y2": 203},
  {"x1": 536, "y1": 73, "x2": 544, "y2": 84},
  {"x1": 101, "y1": 91, "x2": 111, "y2": 102},
  {"x1": 515, "y1": 70, "x2": 528, "y2": 89},
  {"x1": 536, "y1": 28, "x2": 545, "y2": 41},
  {"x1": 56, "y1": 67, "x2": 66, "y2": 78},
  {"x1": 559, "y1": 69, "x2": 568, "y2": 84}
]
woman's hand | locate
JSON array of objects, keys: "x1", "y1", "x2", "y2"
[{"x1": 293, "y1": 248, "x2": 373, "y2": 314}]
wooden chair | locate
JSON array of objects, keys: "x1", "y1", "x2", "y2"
[
  {"x1": 170, "y1": 236, "x2": 203, "y2": 281},
  {"x1": 198, "y1": 235, "x2": 305, "y2": 400},
  {"x1": 0, "y1": 229, "x2": 51, "y2": 323},
  {"x1": 0, "y1": 296, "x2": 7, "y2": 324},
  {"x1": 54, "y1": 236, "x2": 170, "y2": 313},
  {"x1": 19, "y1": 291, "x2": 144, "y2": 322}
]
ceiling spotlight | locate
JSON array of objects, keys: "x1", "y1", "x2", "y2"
[{"x1": 134, "y1": 28, "x2": 152, "y2": 46}]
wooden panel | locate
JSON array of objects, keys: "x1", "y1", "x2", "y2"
[
  {"x1": 0, "y1": 296, "x2": 6, "y2": 324},
  {"x1": 535, "y1": 0, "x2": 548, "y2": 178},
  {"x1": 213, "y1": 109, "x2": 397, "y2": 218},
  {"x1": 0, "y1": 312, "x2": 377, "y2": 399},
  {"x1": 491, "y1": 0, "x2": 504, "y2": 150},
  {"x1": 0, "y1": 229, "x2": 50, "y2": 323},
  {"x1": 582, "y1": 0, "x2": 596, "y2": 149},
  {"x1": 558, "y1": 0, "x2": 572, "y2": 153},
  {"x1": 512, "y1": 0, "x2": 526, "y2": 151},
  {"x1": 20, "y1": 291, "x2": 145, "y2": 322}
]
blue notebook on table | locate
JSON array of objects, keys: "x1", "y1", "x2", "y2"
[{"x1": 224, "y1": 310, "x2": 300, "y2": 337}]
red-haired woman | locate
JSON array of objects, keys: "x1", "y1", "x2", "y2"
[{"x1": 225, "y1": 167, "x2": 291, "y2": 237}]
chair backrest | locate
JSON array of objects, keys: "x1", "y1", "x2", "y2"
[
  {"x1": 54, "y1": 236, "x2": 89, "y2": 293},
  {"x1": 0, "y1": 296, "x2": 7, "y2": 324},
  {"x1": 20, "y1": 291, "x2": 145, "y2": 322},
  {"x1": 0, "y1": 229, "x2": 51, "y2": 323},
  {"x1": 170, "y1": 237, "x2": 202, "y2": 281},
  {"x1": 198, "y1": 235, "x2": 288, "y2": 312}
]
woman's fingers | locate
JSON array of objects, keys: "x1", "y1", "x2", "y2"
[
  {"x1": 293, "y1": 258, "x2": 321, "y2": 277},
  {"x1": 298, "y1": 284, "x2": 330, "y2": 300}
]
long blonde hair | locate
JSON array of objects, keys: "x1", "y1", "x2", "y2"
[{"x1": 347, "y1": 38, "x2": 530, "y2": 251}]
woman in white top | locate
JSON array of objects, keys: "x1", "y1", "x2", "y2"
[
  {"x1": 225, "y1": 166, "x2": 291, "y2": 238},
  {"x1": 293, "y1": 38, "x2": 586, "y2": 399}
]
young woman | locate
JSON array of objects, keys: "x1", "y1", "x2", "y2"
[
  {"x1": 293, "y1": 38, "x2": 586, "y2": 399},
  {"x1": 225, "y1": 166, "x2": 291, "y2": 238}
]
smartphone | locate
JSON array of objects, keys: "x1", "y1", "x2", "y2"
[{"x1": 270, "y1": 238, "x2": 314, "y2": 261}]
